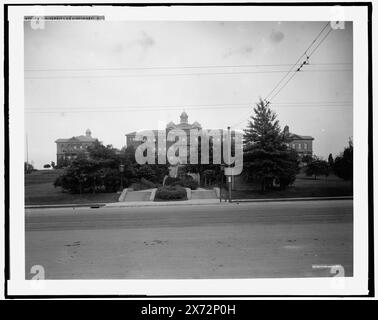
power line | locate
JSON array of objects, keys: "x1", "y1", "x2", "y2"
[
  {"x1": 267, "y1": 26, "x2": 334, "y2": 103},
  {"x1": 24, "y1": 68, "x2": 351, "y2": 80},
  {"x1": 264, "y1": 22, "x2": 331, "y2": 103},
  {"x1": 24, "y1": 62, "x2": 351, "y2": 72},
  {"x1": 25, "y1": 101, "x2": 353, "y2": 114}
]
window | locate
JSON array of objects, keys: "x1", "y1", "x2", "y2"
[
  {"x1": 292, "y1": 143, "x2": 295, "y2": 149},
  {"x1": 298, "y1": 143, "x2": 301, "y2": 150},
  {"x1": 304, "y1": 143, "x2": 307, "y2": 150}
]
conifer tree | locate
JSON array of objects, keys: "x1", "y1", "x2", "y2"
[{"x1": 243, "y1": 99, "x2": 299, "y2": 192}]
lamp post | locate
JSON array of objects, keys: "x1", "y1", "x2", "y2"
[
  {"x1": 227, "y1": 126, "x2": 232, "y2": 203},
  {"x1": 119, "y1": 164, "x2": 125, "y2": 191},
  {"x1": 220, "y1": 164, "x2": 225, "y2": 202}
]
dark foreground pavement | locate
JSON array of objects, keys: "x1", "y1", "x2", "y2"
[{"x1": 25, "y1": 200, "x2": 353, "y2": 279}]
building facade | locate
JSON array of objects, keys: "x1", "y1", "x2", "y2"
[
  {"x1": 125, "y1": 112, "x2": 233, "y2": 165},
  {"x1": 283, "y1": 125, "x2": 314, "y2": 158},
  {"x1": 55, "y1": 129, "x2": 97, "y2": 167}
]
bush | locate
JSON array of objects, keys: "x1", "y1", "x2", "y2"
[
  {"x1": 173, "y1": 179, "x2": 198, "y2": 190},
  {"x1": 128, "y1": 182, "x2": 150, "y2": 191},
  {"x1": 164, "y1": 176, "x2": 181, "y2": 186},
  {"x1": 140, "y1": 177, "x2": 157, "y2": 188},
  {"x1": 165, "y1": 175, "x2": 198, "y2": 190},
  {"x1": 154, "y1": 185, "x2": 187, "y2": 201}
]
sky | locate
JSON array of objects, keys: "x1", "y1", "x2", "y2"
[{"x1": 24, "y1": 20, "x2": 353, "y2": 169}]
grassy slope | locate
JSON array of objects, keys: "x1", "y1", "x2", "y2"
[{"x1": 25, "y1": 170, "x2": 119, "y2": 205}]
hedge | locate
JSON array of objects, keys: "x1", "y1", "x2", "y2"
[{"x1": 154, "y1": 185, "x2": 187, "y2": 201}]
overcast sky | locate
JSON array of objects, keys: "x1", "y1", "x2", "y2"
[{"x1": 24, "y1": 20, "x2": 353, "y2": 169}]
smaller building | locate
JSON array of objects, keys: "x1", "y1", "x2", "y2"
[
  {"x1": 55, "y1": 129, "x2": 97, "y2": 167},
  {"x1": 283, "y1": 125, "x2": 314, "y2": 158}
]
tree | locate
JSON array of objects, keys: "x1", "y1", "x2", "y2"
[
  {"x1": 305, "y1": 158, "x2": 330, "y2": 180},
  {"x1": 24, "y1": 162, "x2": 34, "y2": 174},
  {"x1": 333, "y1": 140, "x2": 353, "y2": 182},
  {"x1": 243, "y1": 99, "x2": 299, "y2": 191},
  {"x1": 54, "y1": 142, "x2": 137, "y2": 194},
  {"x1": 301, "y1": 154, "x2": 313, "y2": 165},
  {"x1": 328, "y1": 153, "x2": 334, "y2": 168},
  {"x1": 88, "y1": 140, "x2": 120, "y2": 165}
]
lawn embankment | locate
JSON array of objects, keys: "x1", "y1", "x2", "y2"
[
  {"x1": 25, "y1": 170, "x2": 119, "y2": 206},
  {"x1": 230, "y1": 174, "x2": 353, "y2": 200}
]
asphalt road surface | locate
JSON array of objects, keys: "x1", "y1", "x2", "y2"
[{"x1": 25, "y1": 200, "x2": 353, "y2": 279}]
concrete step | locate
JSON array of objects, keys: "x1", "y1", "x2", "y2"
[
  {"x1": 191, "y1": 190, "x2": 217, "y2": 200},
  {"x1": 124, "y1": 190, "x2": 152, "y2": 202}
]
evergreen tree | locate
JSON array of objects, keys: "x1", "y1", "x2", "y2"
[{"x1": 243, "y1": 99, "x2": 299, "y2": 192}]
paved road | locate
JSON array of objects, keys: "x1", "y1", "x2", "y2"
[{"x1": 25, "y1": 200, "x2": 353, "y2": 279}]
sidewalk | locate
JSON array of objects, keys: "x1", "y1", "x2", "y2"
[
  {"x1": 106, "y1": 198, "x2": 221, "y2": 208},
  {"x1": 232, "y1": 195, "x2": 353, "y2": 203},
  {"x1": 25, "y1": 195, "x2": 353, "y2": 209}
]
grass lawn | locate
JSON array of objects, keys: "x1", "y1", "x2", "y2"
[
  {"x1": 25, "y1": 170, "x2": 119, "y2": 205},
  {"x1": 230, "y1": 173, "x2": 353, "y2": 200}
]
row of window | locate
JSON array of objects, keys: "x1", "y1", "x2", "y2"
[
  {"x1": 286, "y1": 142, "x2": 309, "y2": 150},
  {"x1": 60, "y1": 144, "x2": 90, "y2": 152},
  {"x1": 130, "y1": 136, "x2": 235, "y2": 143},
  {"x1": 61, "y1": 155, "x2": 78, "y2": 160}
]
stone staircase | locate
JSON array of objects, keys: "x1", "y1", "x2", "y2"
[
  {"x1": 119, "y1": 187, "x2": 219, "y2": 202},
  {"x1": 120, "y1": 189, "x2": 154, "y2": 202},
  {"x1": 190, "y1": 189, "x2": 218, "y2": 200}
]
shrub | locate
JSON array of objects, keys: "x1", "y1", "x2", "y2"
[
  {"x1": 128, "y1": 182, "x2": 150, "y2": 191},
  {"x1": 140, "y1": 177, "x2": 157, "y2": 188},
  {"x1": 154, "y1": 185, "x2": 187, "y2": 201},
  {"x1": 173, "y1": 179, "x2": 198, "y2": 190},
  {"x1": 165, "y1": 175, "x2": 198, "y2": 190},
  {"x1": 164, "y1": 176, "x2": 181, "y2": 186}
]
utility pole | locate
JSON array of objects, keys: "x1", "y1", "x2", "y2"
[{"x1": 25, "y1": 132, "x2": 29, "y2": 173}]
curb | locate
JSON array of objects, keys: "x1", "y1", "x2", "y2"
[
  {"x1": 106, "y1": 200, "x2": 221, "y2": 208},
  {"x1": 25, "y1": 196, "x2": 353, "y2": 209},
  {"x1": 25, "y1": 203, "x2": 106, "y2": 209},
  {"x1": 232, "y1": 196, "x2": 353, "y2": 203}
]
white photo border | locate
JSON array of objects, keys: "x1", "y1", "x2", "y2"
[{"x1": 5, "y1": 3, "x2": 371, "y2": 297}]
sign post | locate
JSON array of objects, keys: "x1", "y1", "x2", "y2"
[{"x1": 119, "y1": 164, "x2": 125, "y2": 191}]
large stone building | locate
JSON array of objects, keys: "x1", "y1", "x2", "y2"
[
  {"x1": 125, "y1": 111, "x2": 202, "y2": 153},
  {"x1": 125, "y1": 112, "x2": 233, "y2": 165},
  {"x1": 126, "y1": 112, "x2": 314, "y2": 159},
  {"x1": 283, "y1": 125, "x2": 314, "y2": 158},
  {"x1": 55, "y1": 129, "x2": 97, "y2": 167}
]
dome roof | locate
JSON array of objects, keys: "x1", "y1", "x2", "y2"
[
  {"x1": 166, "y1": 121, "x2": 175, "y2": 128},
  {"x1": 180, "y1": 111, "x2": 188, "y2": 124}
]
